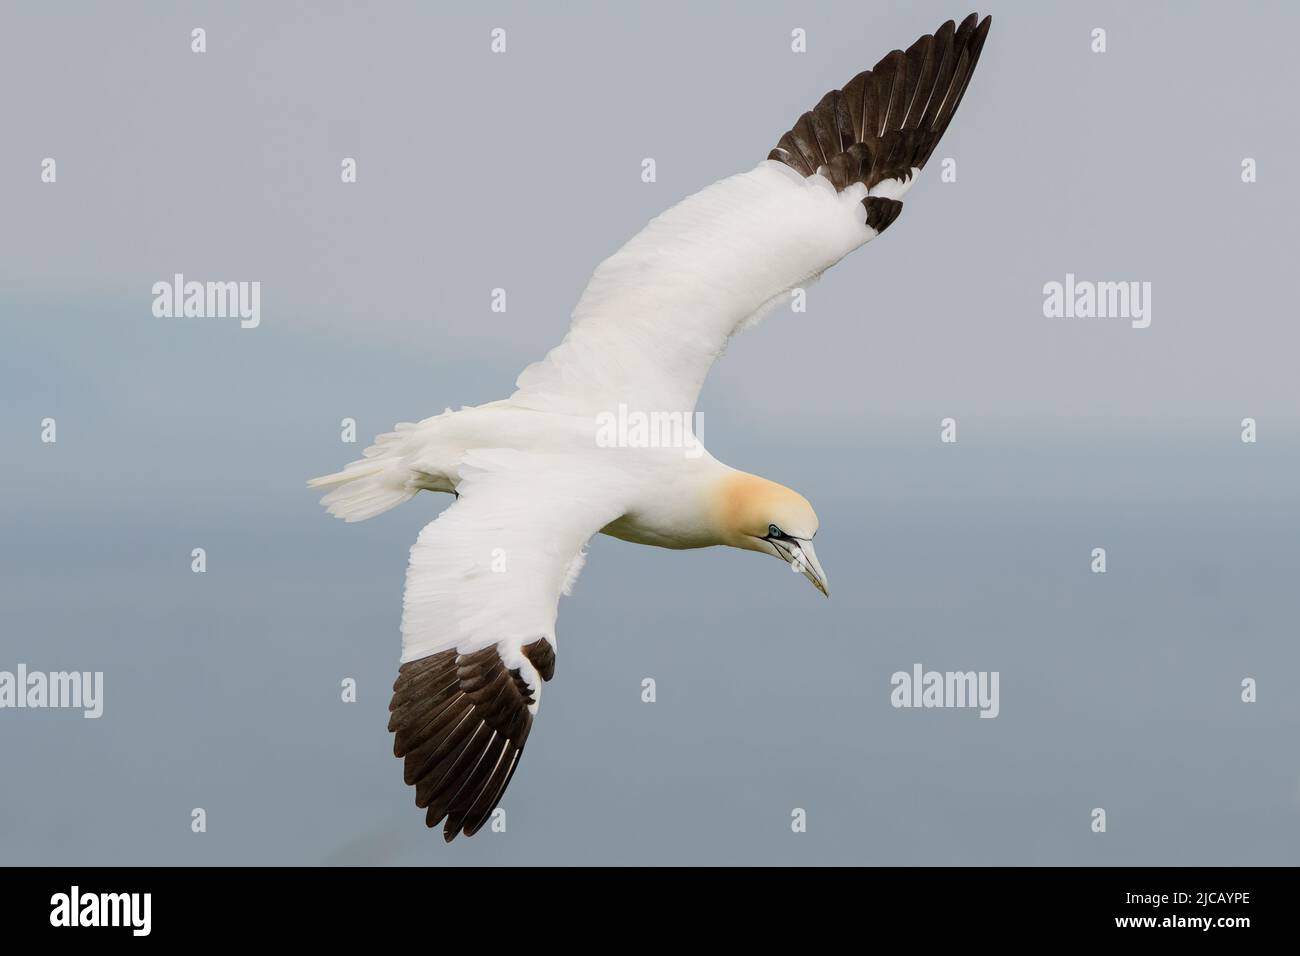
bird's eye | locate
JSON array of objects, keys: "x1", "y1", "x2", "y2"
[{"x1": 768, "y1": 524, "x2": 782, "y2": 538}]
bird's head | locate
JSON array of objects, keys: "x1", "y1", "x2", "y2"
[{"x1": 715, "y1": 472, "x2": 828, "y2": 597}]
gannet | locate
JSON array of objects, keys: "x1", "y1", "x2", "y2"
[{"x1": 310, "y1": 13, "x2": 991, "y2": 840}]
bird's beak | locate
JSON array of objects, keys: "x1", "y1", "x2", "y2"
[{"x1": 787, "y1": 537, "x2": 829, "y2": 597}]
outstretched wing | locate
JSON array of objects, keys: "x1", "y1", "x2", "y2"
[
  {"x1": 511, "y1": 13, "x2": 991, "y2": 418},
  {"x1": 388, "y1": 450, "x2": 623, "y2": 840}
]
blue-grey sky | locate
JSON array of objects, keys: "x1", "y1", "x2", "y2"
[{"x1": 2, "y1": 0, "x2": 1297, "y2": 865}]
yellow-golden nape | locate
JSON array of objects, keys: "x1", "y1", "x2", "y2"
[{"x1": 715, "y1": 472, "x2": 828, "y2": 596}]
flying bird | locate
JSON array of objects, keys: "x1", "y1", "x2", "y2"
[{"x1": 310, "y1": 13, "x2": 992, "y2": 840}]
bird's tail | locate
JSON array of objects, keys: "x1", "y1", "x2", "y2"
[{"x1": 308, "y1": 429, "x2": 420, "y2": 522}]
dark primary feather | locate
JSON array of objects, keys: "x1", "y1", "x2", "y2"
[
  {"x1": 389, "y1": 638, "x2": 556, "y2": 841},
  {"x1": 863, "y1": 197, "x2": 904, "y2": 233},
  {"x1": 768, "y1": 13, "x2": 992, "y2": 231}
]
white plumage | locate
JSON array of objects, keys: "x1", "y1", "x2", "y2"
[
  {"x1": 512, "y1": 161, "x2": 881, "y2": 417},
  {"x1": 310, "y1": 12, "x2": 991, "y2": 840}
]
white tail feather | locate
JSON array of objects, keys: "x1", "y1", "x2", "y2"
[
  {"x1": 309, "y1": 433, "x2": 418, "y2": 522},
  {"x1": 309, "y1": 408, "x2": 473, "y2": 521},
  {"x1": 314, "y1": 474, "x2": 415, "y2": 522}
]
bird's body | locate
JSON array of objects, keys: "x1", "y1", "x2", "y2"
[
  {"x1": 311, "y1": 13, "x2": 992, "y2": 840},
  {"x1": 314, "y1": 399, "x2": 734, "y2": 548}
]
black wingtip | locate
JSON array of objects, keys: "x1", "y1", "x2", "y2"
[
  {"x1": 768, "y1": 12, "x2": 993, "y2": 195},
  {"x1": 393, "y1": 646, "x2": 543, "y2": 840}
]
